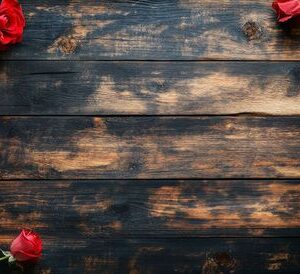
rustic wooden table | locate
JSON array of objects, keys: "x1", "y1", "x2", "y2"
[{"x1": 0, "y1": 0, "x2": 300, "y2": 273}]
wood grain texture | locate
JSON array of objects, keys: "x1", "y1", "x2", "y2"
[
  {"x1": 0, "y1": 180, "x2": 299, "y2": 237},
  {"x1": 0, "y1": 237, "x2": 299, "y2": 274},
  {"x1": 0, "y1": 117, "x2": 299, "y2": 179},
  {"x1": 0, "y1": 0, "x2": 300, "y2": 60},
  {"x1": 1, "y1": 61, "x2": 300, "y2": 115}
]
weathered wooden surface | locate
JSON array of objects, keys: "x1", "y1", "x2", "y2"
[
  {"x1": 1, "y1": 61, "x2": 300, "y2": 115},
  {"x1": 0, "y1": 117, "x2": 299, "y2": 179},
  {"x1": 0, "y1": 237, "x2": 299, "y2": 274},
  {"x1": 0, "y1": 180, "x2": 299, "y2": 237},
  {"x1": 0, "y1": 0, "x2": 299, "y2": 273},
  {"x1": 0, "y1": 0, "x2": 299, "y2": 60}
]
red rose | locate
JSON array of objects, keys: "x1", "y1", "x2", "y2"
[
  {"x1": 10, "y1": 229, "x2": 42, "y2": 262},
  {"x1": 272, "y1": 0, "x2": 300, "y2": 22},
  {"x1": 0, "y1": 0, "x2": 25, "y2": 51}
]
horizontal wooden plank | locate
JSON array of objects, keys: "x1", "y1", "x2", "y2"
[
  {"x1": 1, "y1": 0, "x2": 299, "y2": 60},
  {"x1": 0, "y1": 237, "x2": 299, "y2": 274},
  {"x1": 0, "y1": 117, "x2": 299, "y2": 179},
  {"x1": 1, "y1": 61, "x2": 300, "y2": 115},
  {"x1": 0, "y1": 180, "x2": 299, "y2": 237}
]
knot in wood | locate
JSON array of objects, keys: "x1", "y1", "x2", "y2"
[
  {"x1": 56, "y1": 36, "x2": 78, "y2": 54},
  {"x1": 202, "y1": 252, "x2": 237, "y2": 274},
  {"x1": 242, "y1": 21, "x2": 263, "y2": 41}
]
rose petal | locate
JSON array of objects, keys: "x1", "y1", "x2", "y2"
[
  {"x1": 0, "y1": 0, "x2": 25, "y2": 50},
  {"x1": 272, "y1": 0, "x2": 300, "y2": 22},
  {"x1": 10, "y1": 230, "x2": 42, "y2": 262}
]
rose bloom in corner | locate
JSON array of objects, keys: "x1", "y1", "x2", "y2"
[
  {"x1": 272, "y1": 0, "x2": 300, "y2": 22},
  {"x1": 0, "y1": 0, "x2": 25, "y2": 51},
  {"x1": 0, "y1": 229, "x2": 42, "y2": 267},
  {"x1": 10, "y1": 229, "x2": 43, "y2": 262}
]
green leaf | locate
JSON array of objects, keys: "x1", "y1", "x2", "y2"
[
  {"x1": 8, "y1": 256, "x2": 16, "y2": 264},
  {"x1": 2, "y1": 251, "x2": 11, "y2": 257},
  {"x1": 0, "y1": 255, "x2": 9, "y2": 262},
  {"x1": 0, "y1": 250, "x2": 14, "y2": 263}
]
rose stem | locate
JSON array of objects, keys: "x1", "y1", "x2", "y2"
[{"x1": 0, "y1": 255, "x2": 10, "y2": 261}]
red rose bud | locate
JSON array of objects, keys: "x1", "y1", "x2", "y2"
[
  {"x1": 10, "y1": 229, "x2": 42, "y2": 262},
  {"x1": 0, "y1": 0, "x2": 25, "y2": 51},
  {"x1": 272, "y1": 0, "x2": 300, "y2": 22}
]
